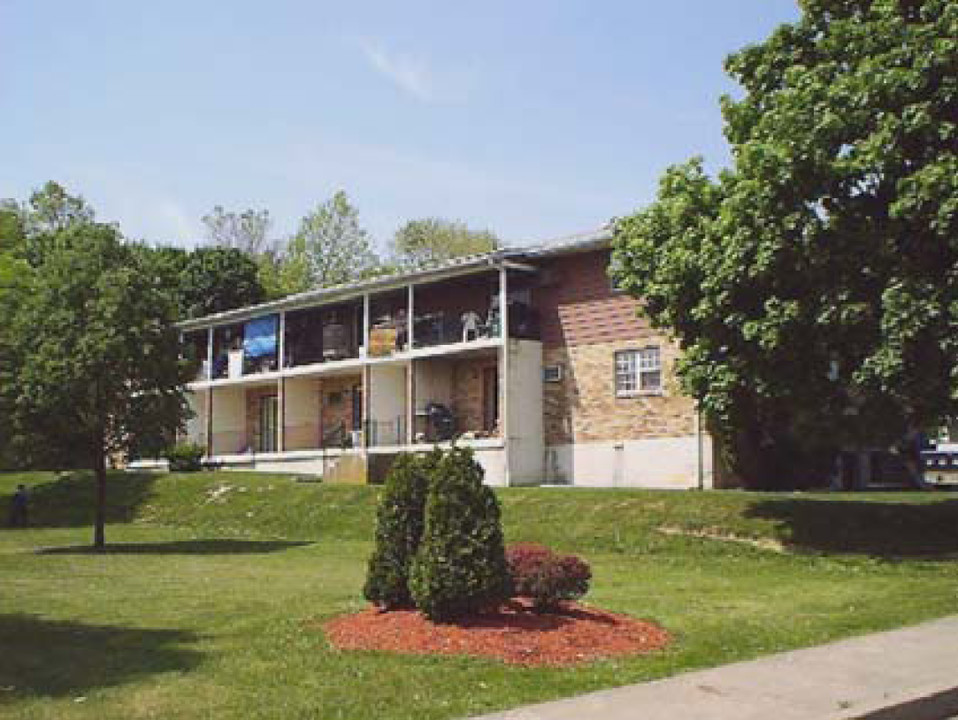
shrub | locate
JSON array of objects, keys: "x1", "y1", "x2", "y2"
[
  {"x1": 363, "y1": 451, "x2": 439, "y2": 609},
  {"x1": 163, "y1": 442, "x2": 205, "y2": 472},
  {"x1": 505, "y1": 542, "x2": 591, "y2": 612},
  {"x1": 409, "y1": 447, "x2": 511, "y2": 622}
]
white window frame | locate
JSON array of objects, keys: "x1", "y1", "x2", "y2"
[
  {"x1": 543, "y1": 364, "x2": 563, "y2": 383},
  {"x1": 615, "y1": 347, "x2": 662, "y2": 397}
]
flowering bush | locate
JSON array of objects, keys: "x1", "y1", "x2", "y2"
[{"x1": 505, "y1": 543, "x2": 591, "y2": 612}]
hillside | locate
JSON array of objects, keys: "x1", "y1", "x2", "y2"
[{"x1": 2, "y1": 470, "x2": 957, "y2": 558}]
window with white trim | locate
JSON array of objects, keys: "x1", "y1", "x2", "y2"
[
  {"x1": 543, "y1": 364, "x2": 563, "y2": 383},
  {"x1": 615, "y1": 347, "x2": 661, "y2": 396}
]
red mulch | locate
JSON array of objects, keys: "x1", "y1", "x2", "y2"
[{"x1": 320, "y1": 599, "x2": 671, "y2": 667}]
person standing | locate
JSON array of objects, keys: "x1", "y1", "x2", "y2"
[{"x1": 9, "y1": 484, "x2": 28, "y2": 527}]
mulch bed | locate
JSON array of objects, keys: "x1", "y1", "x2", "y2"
[{"x1": 321, "y1": 599, "x2": 671, "y2": 667}]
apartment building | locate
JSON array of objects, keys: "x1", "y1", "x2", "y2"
[{"x1": 174, "y1": 227, "x2": 716, "y2": 488}]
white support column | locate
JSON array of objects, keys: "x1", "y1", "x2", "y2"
[
  {"x1": 277, "y1": 377, "x2": 285, "y2": 453},
  {"x1": 499, "y1": 265, "x2": 511, "y2": 486},
  {"x1": 205, "y1": 324, "x2": 215, "y2": 455},
  {"x1": 406, "y1": 360, "x2": 415, "y2": 445},
  {"x1": 407, "y1": 283, "x2": 415, "y2": 350},
  {"x1": 206, "y1": 388, "x2": 214, "y2": 458},
  {"x1": 277, "y1": 312, "x2": 286, "y2": 453},
  {"x1": 278, "y1": 311, "x2": 286, "y2": 369},
  {"x1": 363, "y1": 364, "x2": 371, "y2": 449},
  {"x1": 206, "y1": 326, "x2": 214, "y2": 380},
  {"x1": 362, "y1": 293, "x2": 371, "y2": 357},
  {"x1": 362, "y1": 293, "x2": 371, "y2": 452}
]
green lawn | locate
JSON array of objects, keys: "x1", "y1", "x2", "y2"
[{"x1": 1, "y1": 471, "x2": 957, "y2": 720}]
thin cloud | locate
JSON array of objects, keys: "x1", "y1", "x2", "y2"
[{"x1": 359, "y1": 40, "x2": 435, "y2": 102}]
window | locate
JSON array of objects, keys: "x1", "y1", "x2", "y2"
[
  {"x1": 615, "y1": 347, "x2": 661, "y2": 396},
  {"x1": 543, "y1": 364, "x2": 563, "y2": 383}
]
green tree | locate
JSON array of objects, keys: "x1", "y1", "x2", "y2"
[
  {"x1": 612, "y1": 0, "x2": 958, "y2": 487},
  {"x1": 202, "y1": 205, "x2": 273, "y2": 256},
  {"x1": 391, "y1": 217, "x2": 499, "y2": 268},
  {"x1": 255, "y1": 244, "x2": 313, "y2": 299},
  {"x1": 23, "y1": 181, "x2": 95, "y2": 236},
  {"x1": 409, "y1": 448, "x2": 511, "y2": 621},
  {"x1": 287, "y1": 190, "x2": 380, "y2": 288},
  {"x1": 14, "y1": 182, "x2": 96, "y2": 265},
  {"x1": 0, "y1": 203, "x2": 30, "y2": 469},
  {"x1": 11, "y1": 222, "x2": 190, "y2": 546},
  {"x1": 0, "y1": 200, "x2": 25, "y2": 256},
  {"x1": 178, "y1": 246, "x2": 266, "y2": 319},
  {"x1": 363, "y1": 451, "x2": 440, "y2": 609}
]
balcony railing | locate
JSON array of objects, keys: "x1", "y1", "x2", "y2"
[
  {"x1": 366, "y1": 417, "x2": 406, "y2": 447},
  {"x1": 187, "y1": 294, "x2": 540, "y2": 381}
]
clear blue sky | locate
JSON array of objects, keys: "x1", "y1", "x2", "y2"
[{"x1": 0, "y1": 0, "x2": 799, "y2": 250}]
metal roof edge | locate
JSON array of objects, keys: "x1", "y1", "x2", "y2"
[{"x1": 176, "y1": 224, "x2": 613, "y2": 330}]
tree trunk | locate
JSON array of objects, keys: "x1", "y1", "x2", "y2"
[{"x1": 93, "y1": 450, "x2": 107, "y2": 549}]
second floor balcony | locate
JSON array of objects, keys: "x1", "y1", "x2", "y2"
[{"x1": 183, "y1": 266, "x2": 539, "y2": 384}]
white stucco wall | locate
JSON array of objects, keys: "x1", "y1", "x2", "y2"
[
  {"x1": 543, "y1": 433, "x2": 713, "y2": 489},
  {"x1": 506, "y1": 339, "x2": 544, "y2": 486},
  {"x1": 211, "y1": 386, "x2": 246, "y2": 454},
  {"x1": 283, "y1": 377, "x2": 320, "y2": 449},
  {"x1": 369, "y1": 364, "x2": 407, "y2": 445}
]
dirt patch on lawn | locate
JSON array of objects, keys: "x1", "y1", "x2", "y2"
[
  {"x1": 658, "y1": 524, "x2": 786, "y2": 553},
  {"x1": 320, "y1": 599, "x2": 670, "y2": 667}
]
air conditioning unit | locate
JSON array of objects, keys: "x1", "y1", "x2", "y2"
[{"x1": 543, "y1": 364, "x2": 563, "y2": 383}]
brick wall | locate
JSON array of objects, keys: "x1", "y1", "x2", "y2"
[
  {"x1": 532, "y1": 249, "x2": 650, "y2": 348},
  {"x1": 534, "y1": 249, "x2": 697, "y2": 445},
  {"x1": 451, "y1": 356, "x2": 499, "y2": 436},
  {"x1": 319, "y1": 375, "x2": 362, "y2": 442}
]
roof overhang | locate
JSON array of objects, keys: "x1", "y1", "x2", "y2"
[{"x1": 176, "y1": 224, "x2": 614, "y2": 332}]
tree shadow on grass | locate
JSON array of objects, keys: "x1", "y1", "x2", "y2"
[
  {"x1": 0, "y1": 614, "x2": 202, "y2": 700},
  {"x1": 746, "y1": 498, "x2": 958, "y2": 558},
  {"x1": 0, "y1": 472, "x2": 158, "y2": 529},
  {"x1": 36, "y1": 539, "x2": 312, "y2": 555}
]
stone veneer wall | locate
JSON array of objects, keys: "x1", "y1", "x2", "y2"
[{"x1": 542, "y1": 338, "x2": 695, "y2": 446}]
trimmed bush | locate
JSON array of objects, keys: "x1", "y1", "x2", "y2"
[
  {"x1": 505, "y1": 542, "x2": 591, "y2": 612},
  {"x1": 163, "y1": 442, "x2": 205, "y2": 472},
  {"x1": 363, "y1": 451, "x2": 440, "y2": 609},
  {"x1": 409, "y1": 447, "x2": 511, "y2": 622}
]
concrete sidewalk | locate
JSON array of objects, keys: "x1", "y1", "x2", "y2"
[{"x1": 473, "y1": 616, "x2": 958, "y2": 720}]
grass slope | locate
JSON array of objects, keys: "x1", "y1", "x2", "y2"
[{"x1": 1, "y1": 470, "x2": 957, "y2": 720}]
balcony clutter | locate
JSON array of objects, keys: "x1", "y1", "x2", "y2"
[{"x1": 189, "y1": 292, "x2": 540, "y2": 382}]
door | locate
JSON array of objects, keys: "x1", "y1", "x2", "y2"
[
  {"x1": 351, "y1": 384, "x2": 363, "y2": 431},
  {"x1": 259, "y1": 395, "x2": 278, "y2": 452},
  {"x1": 482, "y1": 366, "x2": 498, "y2": 433}
]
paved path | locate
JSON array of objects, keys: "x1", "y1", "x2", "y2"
[{"x1": 472, "y1": 616, "x2": 958, "y2": 720}]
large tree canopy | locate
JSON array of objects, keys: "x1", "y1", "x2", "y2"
[
  {"x1": 177, "y1": 246, "x2": 266, "y2": 319},
  {"x1": 613, "y1": 0, "x2": 957, "y2": 487},
  {"x1": 23, "y1": 180, "x2": 95, "y2": 237},
  {"x1": 0, "y1": 203, "x2": 30, "y2": 469},
  {"x1": 11, "y1": 222, "x2": 190, "y2": 545},
  {"x1": 202, "y1": 205, "x2": 273, "y2": 256},
  {"x1": 391, "y1": 217, "x2": 499, "y2": 268},
  {"x1": 285, "y1": 190, "x2": 380, "y2": 289}
]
